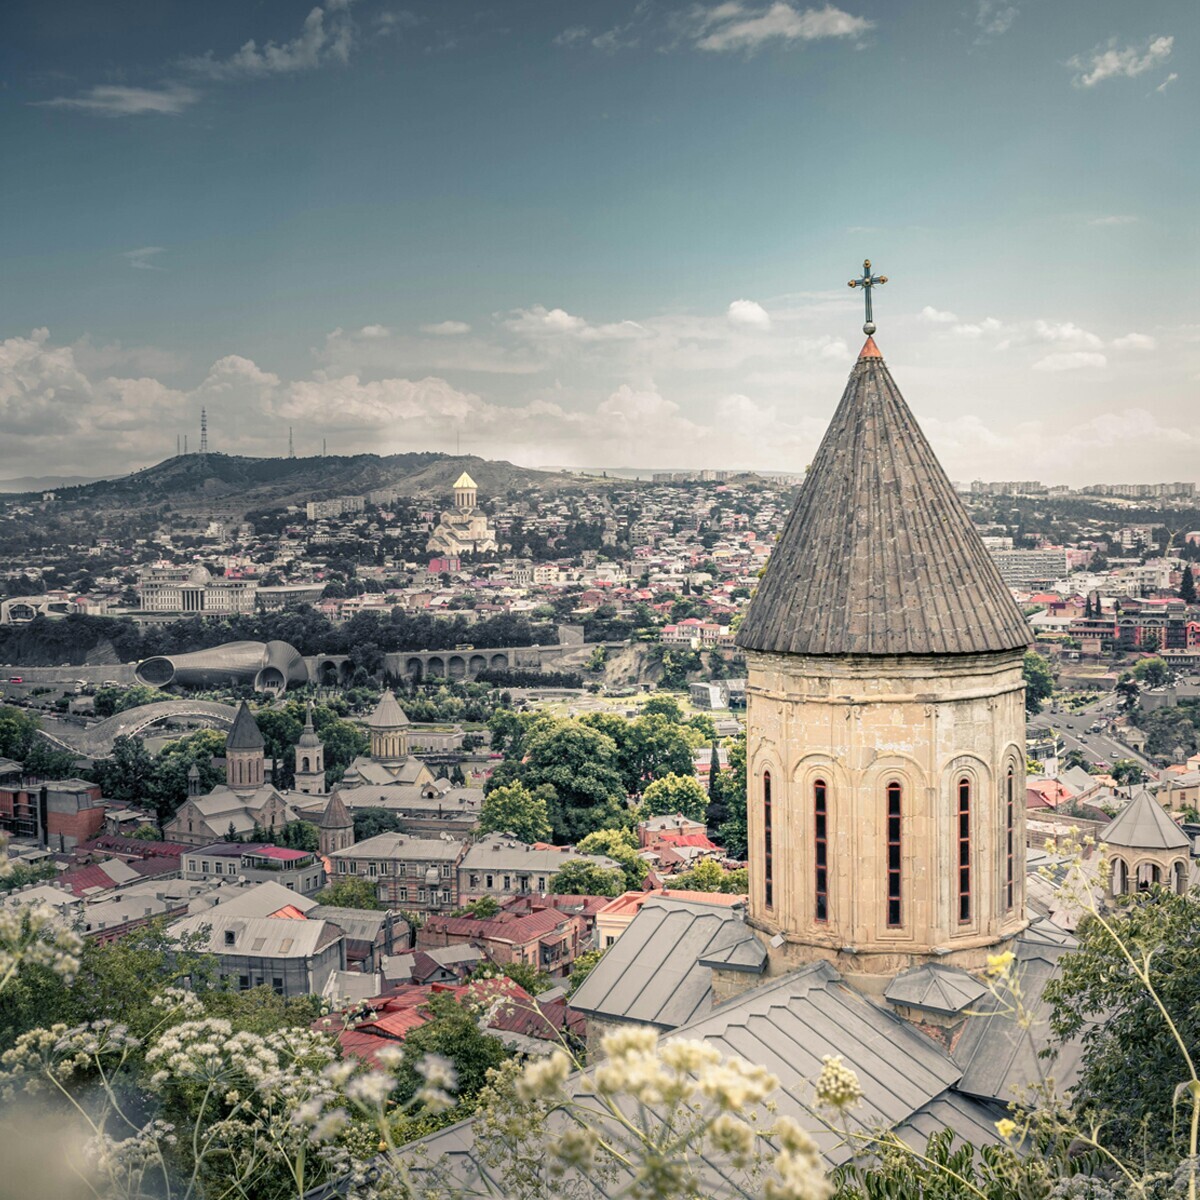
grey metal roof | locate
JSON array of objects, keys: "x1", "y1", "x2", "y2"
[
  {"x1": 316, "y1": 792, "x2": 352, "y2": 830},
  {"x1": 401, "y1": 959, "x2": 996, "y2": 1196},
  {"x1": 953, "y1": 934, "x2": 1085, "y2": 1105},
  {"x1": 736, "y1": 343, "x2": 1032, "y2": 657},
  {"x1": 1100, "y1": 789, "x2": 1190, "y2": 850},
  {"x1": 568, "y1": 897, "x2": 760, "y2": 1028},
  {"x1": 225, "y1": 701, "x2": 265, "y2": 751},
  {"x1": 364, "y1": 689, "x2": 409, "y2": 729},
  {"x1": 884, "y1": 963, "x2": 988, "y2": 1015},
  {"x1": 331, "y1": 832, "x2": 464, "y2": 861}
]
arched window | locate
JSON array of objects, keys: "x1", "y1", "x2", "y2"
[
  {"x1": 1174, "y1": 860, "x2": 1188, "y2": 896},
  {"x1": 763, "y1": 771, "x2": 774, "y2": 910},
  {"x1": 1005, "y1": 766, "x2": 1015, "y2": 910},
  {"x1": 1111, "y1": 857, "x2": 1127, "y2": 895},
  {"x1": 886, "y1": 782, "x2": 902, "y2": 927},
  {"x1": 814, "y1": 780, "x2": 828, "y2": 922},
  {"x1": 301, "y1": 756, "x2": 311, "y2": 773},
  {"x1": 957, "y1": 777, "x2": 971, "y2": 923}
]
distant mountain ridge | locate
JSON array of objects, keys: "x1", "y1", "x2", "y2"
[
  {"x1": 14, "y1": 452, "x2": 594, "y2": 518},
  {"x1": 0, "y1": 473, "x2": 111, "y2": 493}
]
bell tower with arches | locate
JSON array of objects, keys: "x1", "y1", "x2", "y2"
[{"x1": 736, "y1": 280, "x2": 1032, "y2": 980}]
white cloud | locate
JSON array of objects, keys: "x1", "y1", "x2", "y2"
[
  {"x1": 123, "y1": 247, "x2": 166, "y2": 271},
  {"x1": 975, "y1": 1, "x2": 1018, "y2": 40},
  {"x1": 1032, "y1": 320, "x2": 1103, "y2": 349},
  {"x1": 726, "y1": 299, "x2": 772, "y2": 330},
  {"x1": 33, "y1": 85, "x2": 199, "y2": 117},
  {"x1": 420, "y1": 320, "x2": 471, "y2": 336},
  {"x1": 554, "y1": 26, "x2": 592, "y2": 47},
  {"x1": 1070, "y1": 35, "x2": 1173, "y2": 88},
  {"x1": 357, "y1": 324, "x2": 390, "y2": 338},
  {"x1": 1087, "y1": 214, "x2": 1138, "y2": 226},
  {"x1": 182, "y1": 3, "x2": 356, "y2": 79},
  {"x1": 919, "y1": 305, "x2": 958, "y2": 324},
  {"x1": 950, "y1": 317, "x2": 1006, "y2": 339},
  {"x1": 1112, "y1": 332, "x2": 1157, "y2": 351},
  {"x1": 501, "y1": 305, "x2": 649, "y2": 342},
  {"x1": 692, "y1": 3, "x2": 873, "y2": 52},
  {"x1": 1032, "y1": 351, "x2": 1107, "y2": 372},
  {"x1": 1156, "y1": 72, "x2": 1178, "y2": 92}
]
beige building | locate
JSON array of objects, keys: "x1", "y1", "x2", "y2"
[
  {"x1": 735, "y1": 336, "x2": 1032, "y2": 980},
  {"x1": 425, "y1": 472, "x2": 499, "y2": 556}
]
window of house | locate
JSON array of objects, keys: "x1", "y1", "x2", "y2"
[
  {"x1": 957, "y1": 777, "x2": 971, "y2": 923},
  {"x1": 814, "y1": 779, "x2": 828, "y2": 922},
  {"x1": 538, "y1": 876, "x2": 546, "y2": 891},
  {"x1": 469, "y1": 874, "x2": 479, "y2": 888},
  {"x1": 763, "y1": 771, "x2": 773, "y2": 909},
  {"x1": 224, "y1": 929, "x2": 236, "y2": 946},
  {"x1": 486, "y1": 874, "x2": 493, "y2": 889},
  {"x1": 238, "y1": 975, "x2": 250, "y2": 990},
  {"x1": 442, "y1": 889, "x2": 451, "y2": 904},
  {"x1": 503, "y1": 875, "x2": 511, "y2": 890},
  {"x1": 368, "y1": 862, "x2": 377, "y2": 878},
  {"x1": 272, "y1": 977, "x2": 284, "y2": 995},
  {"x1": 441, "y1": 864, "x2": 451, "y2": 878},
  {"x1": 886, "y1": 782, "x2": 902, "y2": 927},
  {"x1": 399, "y1": 887, "x2": 408, "y2": 901}
]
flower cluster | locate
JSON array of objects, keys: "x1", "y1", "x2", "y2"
[
  {"x1": 813, "y1": 1054, "x2": 863, "y2": 1112},
  {"x1": 0, "y1": 900, "x2": 83, "y2": 990}
]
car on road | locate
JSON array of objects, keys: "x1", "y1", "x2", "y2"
[{"x1": 7, "y1": 676, "x2": 22, "y2": 684}]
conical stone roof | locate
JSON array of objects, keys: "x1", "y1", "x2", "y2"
[
  {"x1": 1101, "y1": 790, "x2": 1190, "y2": 851},
  {"x1": 453, "y1": 471, "x2": 477, "y2": 489},
  {"x1": 317, "y1": 791, "x2": 352, "y2": 830},
  {"x1": 365, "y1": 689, "x2": 409, "y2": 729},
  {"x1": 736, "y1": 339, "x2": 1032, "y2": 657},
  {"x1": 225, "y1": 700, "x2": 265, "y2": 751}
]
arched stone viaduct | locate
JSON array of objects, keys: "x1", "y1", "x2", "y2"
[{"x1": 305, "y1": 642, "x2": 613, "y2": 685}]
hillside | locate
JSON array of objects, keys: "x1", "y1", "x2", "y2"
[{"x1": 20, "y1": 452, "x2": 599, "y2": 519}]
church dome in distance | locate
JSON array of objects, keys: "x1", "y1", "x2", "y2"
[{"x1": 365, "y1": 689, "x2": 410, "y2": 729}]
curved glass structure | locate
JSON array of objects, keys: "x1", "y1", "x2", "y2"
[{"x1": 135, "y1": 640, "x2": 307, "y2": 694}]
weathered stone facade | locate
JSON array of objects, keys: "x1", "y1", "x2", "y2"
[{"x1": 745, "y1": 648, "x2": 1028, "y2": 979}]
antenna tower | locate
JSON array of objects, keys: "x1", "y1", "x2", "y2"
[
  {"x1": 184, "y1": 434, "x2": 188, "y2": 455},
  {"x1": 322, "y1": 437, "x2": 327, "y2": 457},
  {"x1": 177, "y1": 435, "x2": 181, "y2": 457},
  {"x1": 288, "y1": 427, "x2": 296, "y2": 459},
  {"x1": 199, "y1": 408, "x2": 209, "y2": 455}
]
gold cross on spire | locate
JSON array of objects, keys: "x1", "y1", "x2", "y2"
[{"x1": 848, "y1": 259, "x2": 888, "y2": 335}]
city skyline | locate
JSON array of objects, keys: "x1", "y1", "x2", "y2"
[{"x1": 2, "y1": 0, "x2": 1195, "y2": 481}]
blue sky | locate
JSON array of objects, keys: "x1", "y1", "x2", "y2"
[{"x1": 1, "y1": 0, "x2": 1194, "y2": 481}]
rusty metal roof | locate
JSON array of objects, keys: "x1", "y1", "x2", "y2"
[{"x1": 736, "y1": 342, "x2": 1031, "y2": 657}]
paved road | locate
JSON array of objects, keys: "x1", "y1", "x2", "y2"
[{"x1": 1027, "y1": 693, "x2": 1156, "y2": 774}]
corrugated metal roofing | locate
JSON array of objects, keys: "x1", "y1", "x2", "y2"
[
  {"x1": 568, "y1": 897, "x2": 764, "y2": 1028},
  {"x1": 884, "y1": 963, "x2": 988, "y2": 1015}
]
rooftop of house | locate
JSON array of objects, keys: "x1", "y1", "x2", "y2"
[{"x1": 331, "y1": 832, "x2": 465, "y2": 861}]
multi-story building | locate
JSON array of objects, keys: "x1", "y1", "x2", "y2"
[
  {"x1": 0, "y1": 775, "x2": 105, "y2": 850},
  {"x1": 181, "y1": 843, "x2": 326, "y2": 895},
  {"x1": 456, "y1": 833, "x2": 619, "y2": 904},
  {"x1": 987, "y1": 548, "x2": 1069, "y2": 588},
  {"x1": 329, "y1": 833, "x2": 466, "y2": 912},
  {"x1": 138, "y1": 565, "x2": 258, "y2": 614}
]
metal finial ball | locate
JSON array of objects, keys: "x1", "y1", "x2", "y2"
[{"x1": 863, "y1": 321, "x2": 876, "y2": 335}]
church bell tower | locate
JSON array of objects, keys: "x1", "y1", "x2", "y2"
[{"x1": 735, "y1": 263, "x2": 1032, "y2": 980}]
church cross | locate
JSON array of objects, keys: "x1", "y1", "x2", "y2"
[{"x1": 847, "y1": 259, "x2": 888, "y2": 334}]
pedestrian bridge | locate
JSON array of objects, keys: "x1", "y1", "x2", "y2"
[{"x1": 39, "y1": 700, "x2": 240, "y2": 758}]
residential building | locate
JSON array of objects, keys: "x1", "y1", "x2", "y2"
[
  {"x1": 181, "y1": 843, "x2": 326, "y2": 895},
  {"x1": 456, "y1": 833, "x2": 619, "y2": 903},
  {"x1": 329, "y1": 833, "x2": 465, "y2": 912}
]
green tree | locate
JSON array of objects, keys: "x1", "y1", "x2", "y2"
[
  {"x1": 0, "y1": 706, "x2": 40, "y2": 759},
  {"x1": 669, "y1": 857, "x2": 726, "y2": 892},
  {"x1": 315, "y1": 715, "x2": 370, "y2": 785},
  {"x1": 277, "y1": 820, "x2": 320, "y2": 852},
  {"x1": 575, "y1": 827, "x2": 646, "y2": 889},
  {"x1": 568, "y1": 947, "x2": 606, "y2": 995},
  {"x1": 314, "y1": 877, "x2": 380, "y2": 909},
  {"x1": 1182, "y1": 565, "x2": 1197, "y2": 604},
  {"x1": 716, "y1": 732, "x2": 748, "y2": 859},
  {"x1": 1116, "y1": 675, "x2": 1141, "y2": 712},
  {"x1": 148, "y1": 729, "x2": 226, "y2": 825},
  {"x1": 478, "y1": 782, "x2": 552, "y2": 843},
  {"x1": 453, "y1": 895, "x2": 500, "y2": 918},
  {"x1": 470, "y1": 959, "x2": 549, "y2": 995},
  {"x1": 520, "y1": 721, "x2": 629, "y2": 843},
  {"x1": 1132, "y1": 656, "x2": 1170, "y2": 689},
  {"x1": 641, "y1": 772, "x2": 709, "y2": 823},
  {"x1": 21, "y1": 739, "x2": 81, "y2": 780},
  {"x1": 92, "y1": 734, "x2": 155, "y2": 803},
  {"x1": 393, "y1": 991, "x2": 512, "y2": 1106},
  {"x1": 352, "y1": 807, "x2": 403, "y2": 841},
  {"x1": 1022, "y1": 650, "x2": 1055, "y2": 715},
  {"x1": 1046, "y1": 890, "x2": 1200, "y2": 1166},
  {"x1": 642, "y1": 695, "x2": 684, "y2": 723},
  {"x1": 255, "y1": 708, "x2": 303, "y2": 791},
  {"x1": 549, "y1": 859, "x2": 626, "y2": 898},
  {"x1": 1111, "y1": 758, "x2": 1146, "y2": 787}
]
